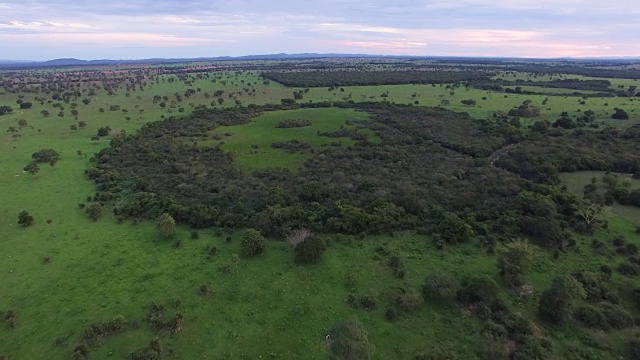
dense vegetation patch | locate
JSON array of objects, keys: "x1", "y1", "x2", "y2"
[{"x1": 261, "y1": 70, "x2": 491, "y2": 87}]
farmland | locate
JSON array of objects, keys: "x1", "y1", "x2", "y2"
[{"x1": 1, "y1": 58, "x2": 640, "y2": 359}]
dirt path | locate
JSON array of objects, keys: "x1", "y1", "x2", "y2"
[{"x1": 489, "y1": 143, "x2": 516, "y2": 166}]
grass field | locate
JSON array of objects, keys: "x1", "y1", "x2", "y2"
[
  {"x1": 560, "y1": 171, "x2": 640, "y2": 226},
  {"x1": 208, "y1": 108, "x2": 377, "y2": 171},
  {"x1": 1, "y1": 63, "x2": 640, "y2": 359}
]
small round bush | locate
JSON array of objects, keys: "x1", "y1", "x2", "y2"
[
  {"x1": 422, "y1": 272, "x2": 459, "y2": 302},
  {"x1": 240, "y1": 229, "x2": 266, "y2": 258}
]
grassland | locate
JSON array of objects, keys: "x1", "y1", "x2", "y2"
[
  {"x1": 208, "y1": 108, "x2": 377, "y2": 171},
  {"x1": 560, "y1": 171, "x2": 640, "y2": 226},
  {"x1": 1, "y1": 61, "x2": 640, "y2": 359}
]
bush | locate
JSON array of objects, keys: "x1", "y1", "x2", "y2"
[
  {"x1": 396, "y1": 289, "x2": 423, "y2": 311},
  {"x1": 155, "y1": 213, "x2": 176, "y2": 238},
  {"x1": 511, "y1": 337, "x2": 551, "y2": 360},
  {"x1": 599, "y1": 302, "x2": 634, "y2": 329},
  {"x1": 538, "y1": 275, "x2": 585, "y2": 324},
  {"x1": 457, "y1": 275, "x2": 499, "y2": 305},
  {"x1": 629, "y1": 334, "x2": 640, "y2": 360},
  {"x1": 327, "y1": 319, "x2": 375, "y2": 360},
  {"x1": 128, "y1": 339, "x2": 163, "y2": 360},
  {"x1": 17, "y1": 211, "x2": 34, "y2": 227},
  {"x1": 358, "y1": 295, "x2": 377, "y2": 310},
  {"x1": 31, "y1": 149, "x2": 60, "y2": 163},
  {"x1": 294, "y1": 236, "x2": 326, "y2": 264},
  {"x1": 85, "y1": 202, "x2": 103, "y2": 222},
  {"x1": 385, "y1": 307, "x2": 397, "y2": 322},
  {"x1": 497, "y1": 239, "x2": 533, "y2": 287},
  {"x1": 574, "y1": 305, "x2": 608, "y2": 329},
  {"x1": 240, "y1": 229, "x2": 266, "y2": 258},
  {"x1": 434, "y1": 211, "x2": 473, "y2": 244},
  {"x1": 423, "y1": 272, "x2": 459, "y2": 302},
  {"x1": 612, "y1": 109, "x2": 629, "y2": 120},
  {"x1": 617, "y1": 262, "x2": 638, "y2": 276}
]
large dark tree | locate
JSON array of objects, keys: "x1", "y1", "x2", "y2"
[
  {"x1": 17, "y1": 211, "x2": 34, "y2": 227},
  {"x1": 31, "y1": 149, "x2": 60, "y2": 164},
  {"x1": 538, "y1": 275, "x2": 585, "y2": 324},
  {"x1": 612, "y1": 109, "x2": 629, "y2": 120}
]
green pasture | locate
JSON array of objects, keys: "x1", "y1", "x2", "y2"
[
  {"x1": 208, "y1": 108, "x2": 376, "y2": 171},
  {"x1": 560, "y1": 171, "x2": 640, "y2": 226},
  {"x1": 1, "y1": 65, "x2": 640, "y2": 358}
]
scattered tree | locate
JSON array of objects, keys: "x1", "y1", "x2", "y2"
[
  {"x1": 17, "y1": 211, "x2": 34, "y2": 227},
  {"x1": 85, "y1": 202, "x2": 103, "y2": 222},
  {"x1": 422, "y1": 272, "x2": 459, "y2": 302},
  {"x1": 538, "y1": 275, "x2": 585, "y2": 324},
  {"x1": 612, "y1": 109, "x2": 629, "y2": 120},
  {"x1": 294, "y1": 236, "x2": 326, "y2": 264},
  {"x1": 31, "y1": 149, "x2": 60, "y2": 164},
  {"x1": 156, "y1": 213, "x2": 176, "y2": 238},
  {"x1": 23, "y1": 162, "x2": 39, "y2": 176},
  {"x1": 240, "y1": 229, "x2": 266, "y2": 258},
  {"x1": 497, "y1": 239, "x2": 533, "y2": 287}
]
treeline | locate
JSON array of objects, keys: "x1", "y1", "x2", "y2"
[
  {"x1": 495, "y1": 124, "x2": 640, "y2": 184},
  {"x1": 431, "y1": 60, "x2": 640, "y2": 79},
  {"x1": 471, "y1": 78, "x2": 620, "y2": 96},
  {"x1": 261, "y1": 70, "x2": 492, "y2": 87}
]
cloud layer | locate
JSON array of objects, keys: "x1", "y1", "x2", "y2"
[{"x1": 0, "y1": 0, "x2": 637, "y2": 60}]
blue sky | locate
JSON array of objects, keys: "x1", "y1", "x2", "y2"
[{"x1": 0, "y1": 0, "x2": 637, "y2": 60}]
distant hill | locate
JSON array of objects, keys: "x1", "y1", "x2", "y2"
[
  {"x1": 0, "y1": 53, "x2": 639, "y2": 69},
  {"x1": 0, "y1": 53, "x2": 391, "y2": 68}
]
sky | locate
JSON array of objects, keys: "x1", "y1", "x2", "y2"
[{"x1": 0, "y1": 0, "x2": 638, "y2": 60}]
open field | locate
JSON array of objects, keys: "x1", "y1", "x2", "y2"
[
  {"x1": 560, "y1": 171, "x2": 640, "y2": 226},
  {"x1": 2, "y1": 59, "x2": 640, "y2": 359}
]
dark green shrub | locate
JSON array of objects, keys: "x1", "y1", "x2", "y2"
[
  {"x1": 240, "y1": 229, "x2": 266, "y2": 258},
  {"x1": 327, "y1": 319, "x2": 375, "y2": 360},
  {"x1": 358, "y1": 295, "x2": 377, "y2": 310},
  {"x1": 128, "y1": 339, "x2": 163, "y2": 360},
  {"x1": 31, "y1": 148, "x2": 60, "y2": 163},
  {"x1": 294, "y1": 236, "x2": 326, "y2": 264},
  {"x1": 512, "y1": 337, "x2": 552, "y2": 360},
  {"x1": 539, "y1": 276, "x2": 585, "y2": 324},
  {"x1": 599, "y1": 302, "x2": 634, "y2": 329},
  {"x1": 17, "y1": 211, "x2": 34, "y2": 227},
  {"x1": 423, "y1": 272, "x2": 459, "y2": 302},
  {"x1": 396, "y1": 289, "x2": 423, "y2": 311},
  {"x1": 457, "y1": 275, "x2": 499, "y2": 305},
  {"x1": 385, "y1": 307, "x2": 397, "y2": 322},
  {"x1": 72, "y1": 344, "x2": 90, "y2": 360},
  {"x1": 574, "y1": 305, "x2": 608, "y2": 329},
  {"x1": 199, "y1": 284, "x2": 210, "y2": 296},
  {"x1": 617, "y1": 262, "x2": 638, "y2": 276},
  {"x1": 4, "y1": 310, "x2": 16, "y2": 329},
  {"x1": 629, "y1": 334, "x2": 640, "y2": 360}
]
